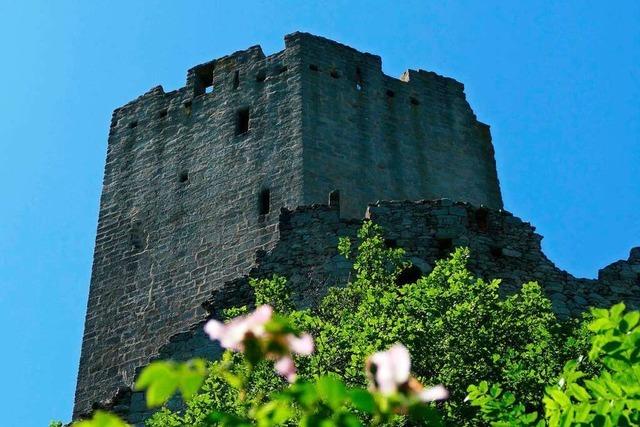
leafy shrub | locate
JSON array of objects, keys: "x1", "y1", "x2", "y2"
[
  {"x1": 141, "y1": 304, "x2": 446, "y2": 426},
  {"x1": 73, "y1": 221, "x2": 640, "y2": 426},
  {"x1": 141, "y1": 221, "x2": 587, "y2": 426},
  {"x1": 467, "y1": 302, "x2": 640, "y2": 426}
]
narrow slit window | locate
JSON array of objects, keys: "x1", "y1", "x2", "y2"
[
  {"x1": 129, "y1": 223, "x2": 145, "y2": 252},
  {"x1": 178, "y1": 170, "x2": 189, "y2": 183},
  {"x1": 328, "y1": 189, "x2": 340, "y2": 208},
  {"x1": 259, "y1": 188, "x2": 270, "y2": 215},
  {"x1": 355, "y1": 67, "x2": 363, "y2": 91},
  {"x1": 235, "y1": 108, "x2": 250, "y2": 135},
  {"x1": 233, "y1": 70, "x2": 240, "y2": 90}
]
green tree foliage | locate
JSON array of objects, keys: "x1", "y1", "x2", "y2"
[
  {"x1": 467, "y1": 303, "x2": 640, "y2": 426},
  {"x1": 145, "y1": 221, "x2": 591, "y2": 426},
  {"x1": 69, "y1": 221, "x2": 639, "y2": 426},
  {"x1": 543, "y1": 302, "x2": 640, "y2": 426}
]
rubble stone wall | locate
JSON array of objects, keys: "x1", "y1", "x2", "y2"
[{"x1": 104, "y1": 200, "x2": 638, "y2": 425}]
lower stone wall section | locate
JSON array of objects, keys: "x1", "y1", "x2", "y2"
[{"x1": 93, "y1": 199, "x2": 640, "y2": 424}]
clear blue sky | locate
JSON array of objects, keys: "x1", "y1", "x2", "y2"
[{"x1": 1, "y1": 1, "x2": 638, "y2": 425}]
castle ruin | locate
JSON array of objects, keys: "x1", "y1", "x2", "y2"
[{"x1": 74, "y1": 33, "x2": 639, "y2": 423}]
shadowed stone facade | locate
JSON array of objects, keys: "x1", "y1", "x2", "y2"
[{"x1": 74, "y1": 33, "x2": 636, "y2": 422}]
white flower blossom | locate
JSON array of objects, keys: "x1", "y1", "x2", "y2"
[{"x1": 204, "y1": 305, "x2": 314, "y2": 383}]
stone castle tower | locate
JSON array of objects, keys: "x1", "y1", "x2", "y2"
[{"x1": 74, "y1": 33, "x2": 638, "y2": 422}]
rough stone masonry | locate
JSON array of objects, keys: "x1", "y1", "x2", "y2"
[{"x1": 74, "y1": 33, "x2": 638, "y2": 422}]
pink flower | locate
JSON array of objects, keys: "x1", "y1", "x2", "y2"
[
  {"x1": 367, "y1": 344, "x2": 411, "y2": 395},
  {"x1": 204, "y1": 305, "x2": 273, "y2": 351},
  {"x1": 275, "y1": 356, "x2": 297, "y2": 383},
  {"x1": 204, "y1": 305, "x2": 315, "y2": 383},
  {"x1": 287, "y1": 333, "x2": 314, "y2": 355},
  {"x1": 367, "y1": 343, "x2": 449, "y2": 404},
  {"x1": 419, "y1": 384, "x2": 449, "y2": 402}
]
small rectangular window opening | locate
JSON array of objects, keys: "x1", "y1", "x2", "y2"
[
  {"x1": 130, "y1": 223, "x2": 145, "y2": 252},
  {"x1": 233, "y1": 70, "x2": 240, "y2": 90},
  {"x1": 256, "y1": 70, "x2": 266, "y2": 83},
  {"x1": 183, "y1": 100, "x2": 192, "y2": 115},
  {"x1": 128, "y1": 120, "x2": 138, "y2": 129},
  {"x1": 235, "y1": 108, "x2": 250, "y2": 135},
  {"x1": 475, "y1": 208, "x2": 489, "y2": 232},
  {"x1": 437, "y1": 238, "x2": 453, "y2": 257},
  {"x1": 259, "y1": 188, "x2": 270, "y2": 215},
  {"x1": 386, "y1": 89, "x2": 395, "y2": 98},
  {"x1": 193, "y1": 64, "x2": 215, "y2": 96},
  {"x1": 328, "y1": 189, "x2": 340, "y2": 208},
  {"x1": 355, "y1": 67, "x2": 363, "y2": 91}
]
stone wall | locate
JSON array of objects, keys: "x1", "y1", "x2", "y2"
[
  {"x1": 74, "y1": 38, "x2": 305, "y2": 417},
  {"x1": 96, "y1": 199, "x2": 638, "y2": 425},
  {"x1": 75, "y1": 32, "x2": 505, "y2": 417},
  {"x1": 211, "y1": 199, "x2": 639, "y2": 320},
  {"x1": 298, "y1": 36, "x2": 503, "y2": 217}
]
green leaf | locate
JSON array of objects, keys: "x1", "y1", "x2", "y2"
[
  {"x1": 134, "y1": 360, "x2": 207, "y2": 407},
  {"x1": 567, "y1": 384, "x2": 590, "y2": 402},
  {"x1": 176, "y1": 359, "x2": 207, "y2": 400},
  {"x1": 573, "y1": 402, "x2": 592, "y2": 422},
  {"x1": 623, "y1": 311, "x2": 639, "y2": 330},
  {"x1": 589, "y1": 318, "x2": 615, "y2": 332},
  {"x1": 316, "y1": 375, "x2": 347, "y2": 410},
  {"x1": 337, "y1": 413, "x2": 363, "y2": 427},
  {"x1": 610, "y1": 303, "x2": 626, "y2": 319},
  {"x1": 584, "y1": 380, "x2": 609, "y2": 399},
  {"x1": 135, "y1": 361, "x2": 178, "y2": 407},
  {"x1": 347, "y1": 389, "x2": 376, "y2": 414},
  {"x1": 602, "y1": 340, "x2": 622, "y2": 353},
  {"x1": 547, "y1": 388, "x2": 571, "y2": 409},
  {"x1": 591, "y1": 308, "x2": 609, "y2": 319},
  {"x1": 255, "y1": 400, "x2": 293, "y2": 425}
]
